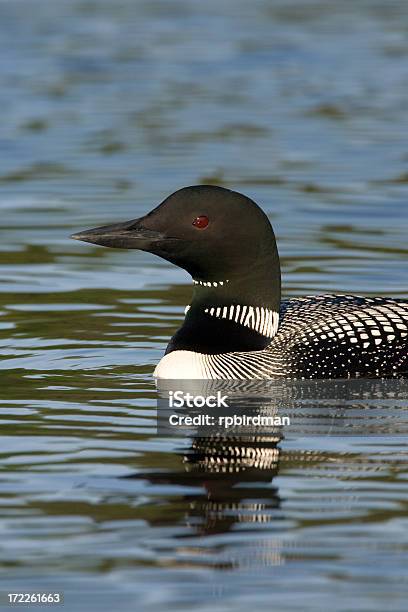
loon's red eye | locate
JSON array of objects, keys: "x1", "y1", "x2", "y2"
[{"x1": 192, "y1": 215, "x2": 209, "y2": 229}]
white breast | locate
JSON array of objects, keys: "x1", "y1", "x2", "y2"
[{"x1": 154, "y1": 350, "x2": 207, "y2": 379}]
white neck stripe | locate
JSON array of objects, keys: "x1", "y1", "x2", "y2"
[
  {"x1": 193, "y1": 279, "x2": 229, "y2": 288},
  {"x1": 204, "y1": 304, "x2": 279, "y2": 338}
]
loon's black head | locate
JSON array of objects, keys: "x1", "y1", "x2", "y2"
[
  {"x1": 71, "y1": 185, "x2": 279, "y2": 284},
  {"x1": 72, "y1": 185, "x2": 281, "y2": 353}
]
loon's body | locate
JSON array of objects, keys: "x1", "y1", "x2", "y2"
[
  {"x1": 154, "y1": 294, "x2": 408, "y2": 379},
  {"x1": 72, "y1": 185, "x2": 408, "y2": 379}
]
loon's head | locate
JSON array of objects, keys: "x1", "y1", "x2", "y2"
[
  {"x1": 72, "y1": 185, "x2": 281, "y2": 353},
  {"x1": 72, "y1": 185, "x2": 278, "y2": 283}
]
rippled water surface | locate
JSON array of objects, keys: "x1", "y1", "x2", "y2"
[{"x1": 1, "y1": 1, "x2": 408, "y2": 610}]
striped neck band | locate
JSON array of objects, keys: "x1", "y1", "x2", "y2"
[
  {"x1": 193, "y1": 279, "x2": 230, "y2": 288},
  {"x1": 204, "y1": 304, "x2": 279, "y2": 338}
]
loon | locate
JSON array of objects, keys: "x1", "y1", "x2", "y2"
[{"x1": 71, "y1": 185, "x2": 408, "y2": 379}]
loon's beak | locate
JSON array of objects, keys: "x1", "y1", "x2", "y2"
[{"x1": 70, "y1": 218, "x2": 165, "y2": 250}]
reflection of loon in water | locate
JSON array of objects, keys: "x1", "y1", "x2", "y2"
[
  {"x1": 128, "y1": 380, "x2": 286, "y2": 536},
  {"x1": 123, "y1": 379, "x2": 408, "y2": 539},
  {"x1": 181, "y1": 436, "x2": 282, "y2": 538},
  {"x1": 180, "y1": 382, "x2": 284, "y2": 533},
  {"x1": 72, "y1": 185, "x2": 408, "y2": 379}
]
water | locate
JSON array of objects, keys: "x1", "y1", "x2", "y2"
[{"x1": 1, "y1": 1, "x2": 408, "y2": 610}]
